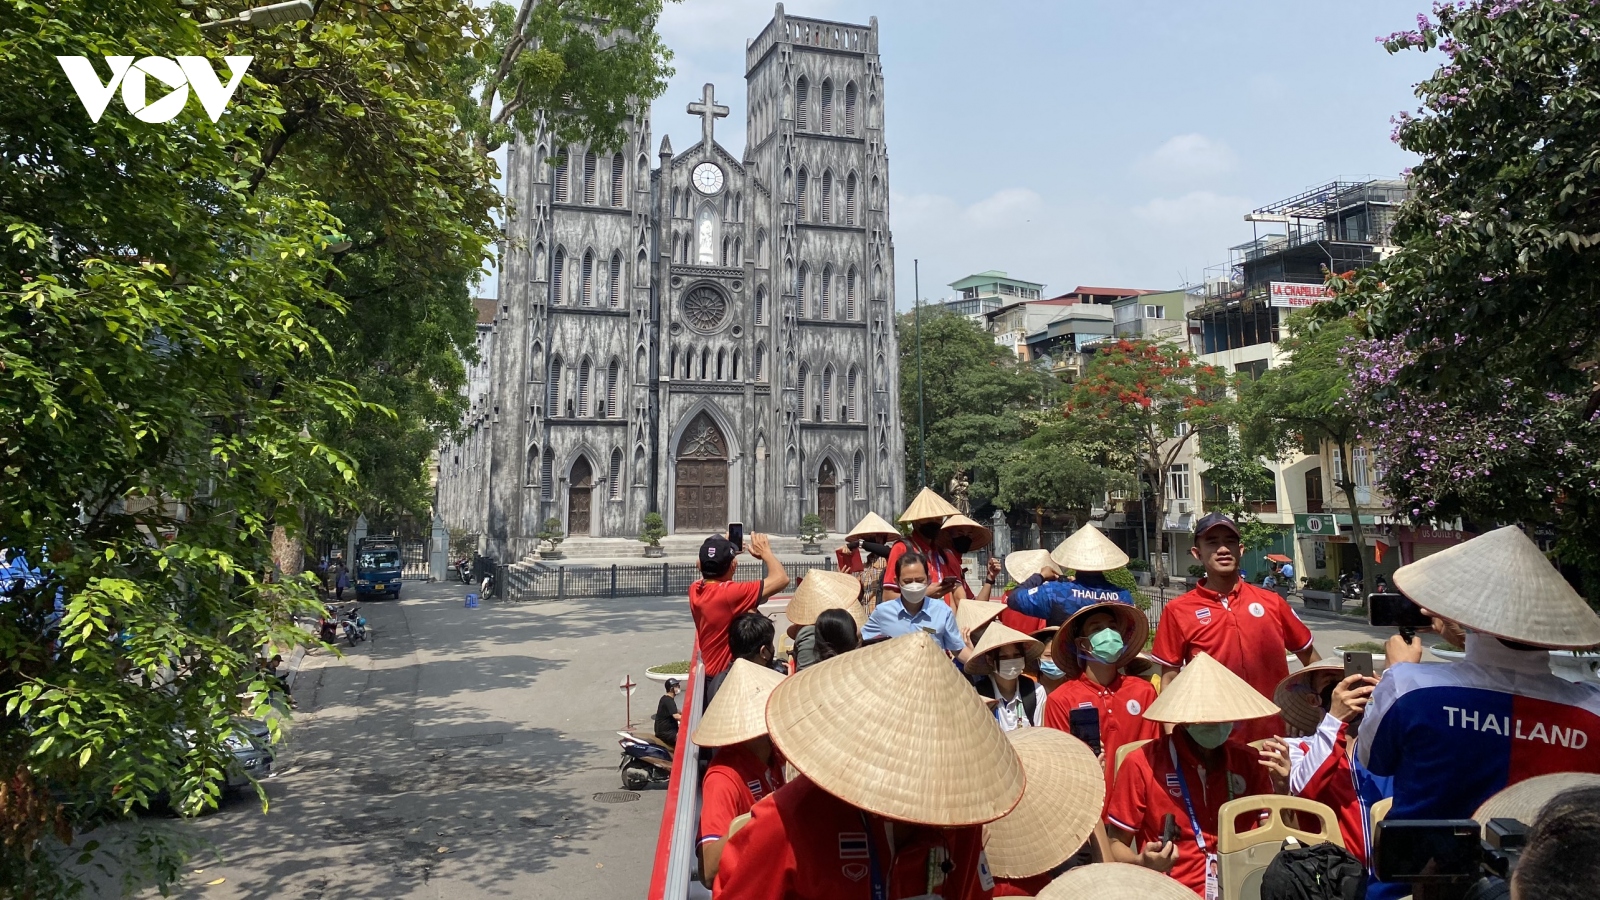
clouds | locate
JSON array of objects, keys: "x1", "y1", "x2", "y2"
[
  {"x1": 1131, "y1": 190, "x2": 1250, "y2": 229},
  {"x1": 1136, "y1": 133, "x2": 1239, "y2": 185}
]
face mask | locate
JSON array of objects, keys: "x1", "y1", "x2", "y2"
[
  {"x1": 900, "y1": 582, "x2": 927, "y2": 603},
  {"x1": 996, "y1": 658, "x2": 1026, "y2": 680},
  {"x1": 917, "y1": 522, "x2": 940, "y2": 539},
  {"x1": 1186, "y1": 722, "x2": 1234, "y2": 749},
  {"x1": 1087, "y1": 629, "x2": 1125, "y2": 664},
  {"x1": 951, "y1": 536, "x2": 972, "y2": 554},
  {"x1": 1038, "y1": 659, "x2": 1064, "y2": 679}
]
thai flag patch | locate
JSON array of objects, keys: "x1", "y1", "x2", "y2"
[
  {"x1": 1165, "y1": 772, "x2": 1182, "y2": 796},
  {"x1": 747, "y1": 778, "x2": 764, "y2": 797},
  {"x1": 1195, "y1": 608, "x2": 1212, "y2": 622},
  {"x1": 839, "y1": 832, "x2": 869, "y2": 859}
]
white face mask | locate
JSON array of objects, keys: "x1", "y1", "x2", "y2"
[
  {"x1": 900, "y1": 582, "x2": 927, "y2": 603},
  {"x1": 996, "y1": 658, "x2": 1026, "y2": 680}
]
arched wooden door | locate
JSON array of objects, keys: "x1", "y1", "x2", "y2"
[
  {"x1": 568, "y1": 457, "x2": 593, "y2": 535},
  {"x1": 817, "y1": 459, "x2": 837, "y2": 531},
  {"x1": 675, "y1": 412, "x2": 729, "y2": 531}
]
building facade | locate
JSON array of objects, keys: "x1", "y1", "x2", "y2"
[{"x1": 436, "y1": 6, "x2": 905, "y2": 558}]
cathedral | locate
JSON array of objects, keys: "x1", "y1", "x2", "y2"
[{"x1": 437, "y1": 5, "x2": 905, "y2": 558}]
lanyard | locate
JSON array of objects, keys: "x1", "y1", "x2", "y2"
[
  {"x1": 1167, "y1": 738, "x2": 1212, "y2": 857},
  {"x1": 861, "y1": 812, "x2": 887, "y2": 900}
]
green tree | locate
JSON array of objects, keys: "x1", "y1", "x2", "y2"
[
  {"x1": 1236, "y1": 315, "x2": 1378, "y2": 597},
  {"x1": 994, "y1": 414, "x2": 1129, "y2": 527},
  {"x1": 1328, "y1": 1, "x2": 1600, "y2": 598},
  {"x1": 1063, "y1": 339, "x2": 1230, "y2": 587},
  {"x1": 897, "y1": 309, "x2": 1052, "y2": 510}
]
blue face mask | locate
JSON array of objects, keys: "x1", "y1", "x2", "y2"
[{"x1": 1038, "y1": 658, "x2": 1064, "y2": 679}]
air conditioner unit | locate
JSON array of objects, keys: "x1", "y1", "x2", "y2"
[{"x1": 1177, "y1": 500, "x2": 1192, "y2": 515}]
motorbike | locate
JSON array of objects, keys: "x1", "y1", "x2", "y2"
[
  {"x1": 479, "y1": 568, "x2": 496, "y2": 601},
  {"x1": 453, "y1": 556, "x2": 471, "y2": 583},
  {"x1": 1339, "y1": 571, "x2": 1365, "y2": 604},
  {"x1": 339, "y1": 605, "x2": 367, "y2": 646},
  {"x1": 617, "y1": 731, "x2": 673, "y2": 790}
]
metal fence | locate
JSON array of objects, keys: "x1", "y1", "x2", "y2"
[
  {"x1": 401, "y1": 541, "x2": 431, "y2": 581},
  {"x1": 498, "y1": 558, "x2": 840, "y2": 602}
]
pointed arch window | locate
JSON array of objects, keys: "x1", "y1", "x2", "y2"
[
  {"x1": 611, "y1": 154, "x2": 624, "y2": 206},
  {"x1": 755, "y1": 286, "x2": 767, "y2": 325},
  {"x1": 606, "y1": 358, "x2": 620, "y2": 418},
  {"x1": 577, "y1": 358, "x2": 592, "y2": 417},
  {"x1": 846, "y1": 366, "x2": 859, "y2": 421},
  {"x1": 526, "y1": 443, "x2": 540, "y2": 486},
  {"x1": 609, "y1": 449, "x2": 623, "y2": 499},
  {"x1": 797, "y1": 363, "x2": 809, "y2": 419},
  {"x1": 795, "y1": 169, "x2": 809, "y2": 221},
  {"x1": 716, "y1": 349, "x2": 726, "y2": 381},
  {"x1": 547, "y1": 356, "x2": 563, "y2": 413},
  {"x1": 551, "y1": 248, "x2": 565, "y2": 304},
  {"x1": 581, "y1": 250, "x2": 595, "y2": 306},
  {"x1": 820, "y1": 265, "x2": 833, "y2": 319},
  {"x1": 821, "y1": 365, "x2": 835, "y2": 420},
  {"x1": 637, "y1": 249, "x2": 648, "y2": 286},
  {"x1": 553, "y1": 154, "x2": 569, "y2": 202},
  {"x1": 583, "y1": 151, "x2": 598, "y2": 203},
  {"x1": 820, "y1": 80, "x2": 833, "y2": 132},
  {"x1": 845, "y1": 174, "x2": 858, "y2": 225},
  {"x1": 821, "y1": 171, "x2": 833, "y2": 222},
  {"x1": 852, "y1": 450, "x2": 864, "y2": 499},
  {"x1": 795, "y1": 76, "x2": 809, "y2": 130},
  {"x1": 731, "y1": 350, "x2": 740, "y2": 381},
  {"x1": 700, "y1": 348, "x2": 710, "y2": 380},
  {"x1": 609, "y1": 253, "x2": 622, "y2": 307},
  {"x1": 844, "y1": 82, "x2": 858, "y2": 135},
  {"x1": 755, "y1": 229, "x2": 767, "y2": 266},
  {"x1": 754, "y1": 343, "x2": 767, "y2": 382},
  {"x1": 796, "y1": 264, "x2": 808, "y2": 307},
  {"x1": 540, "y1": 448, "x2": 556, "y2": 499},
  {"x1": 721, "y1": 237, "x2": 730, "y2": 267},
  {"x1": 846, "y1": 268, "x2": 858, "y2": 320}
]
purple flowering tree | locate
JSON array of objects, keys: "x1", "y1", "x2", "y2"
[{"x1": 1330, "y1": 0, "x2": 1600, "y2": 599}]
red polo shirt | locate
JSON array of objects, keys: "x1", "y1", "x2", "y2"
[
  {"x1": 1045, "y1": 672, "x2": 1160, "y2": 793},
  {"x1": 1105, "y1": 736, "x2": 1274, "y2": 897},
  {"x1": 1149, "y1": 579, "x2": 1313, "y2": 743},
  {"x1": 700, "y1": 742, "x2": 786, "y2": 846},
  {"x1": 690, "y1": 578, "x2": 764, "y2": 678},
  {"x1": 713, "y1": 775, "x2": 994, "y2": 899}
]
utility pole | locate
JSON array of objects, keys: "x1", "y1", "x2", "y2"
[{"x1": 914, "y1": 259, "x2": 926, "y2": 490}]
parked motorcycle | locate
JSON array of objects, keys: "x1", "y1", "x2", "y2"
[
  {"x1": 1339, "y1": 571, "x2": 1365, "y2": 604},
  {"x1": 339, "y1": 605, "x2": 368, "y2": 646},
  {"x1": 479, "y1": 568, "x2": 496, "y2": 601},
  {"x1": 453, "y1": 556, "x2": 471, "y2": 583},
  {"x1": 617, "y1": 731, "x2": 673, "y2": 789}
]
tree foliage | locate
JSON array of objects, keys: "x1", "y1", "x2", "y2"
[
  {"x1": 1329, "y1": 0, "x2": 1600, "y2": 596},
  {"x1": 1063, "y1": 339, "x2": 1230, "y2": 585}
]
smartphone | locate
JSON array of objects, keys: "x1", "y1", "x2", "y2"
[
  {"x1": 1160, "y1": 813, "x2": 1179, "y2": 847},
  {"x1": 1373, "y1": 820, "x2": 1481, "y2": 883},
  {"x1": 727, "y1": 522, "x2": 744, "y2": 552},
  {"x1": 1068, "y1": 707, "x2": 1102, "y2": 755},
  {"x1": 1368, "y1": 592, "x2": 1432, "y2": 629},
  {"x1": 1344, "y1": 651, "x2": 1375, "y2": 679}
]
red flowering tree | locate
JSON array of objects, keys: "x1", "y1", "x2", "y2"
[{"x1": 1065, "y1": 339, "x2": 1231, "y2": 586}]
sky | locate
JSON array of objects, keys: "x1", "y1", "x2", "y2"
[{"x1": 647, "y1": 0, "x2": 1440, "y2": 308}]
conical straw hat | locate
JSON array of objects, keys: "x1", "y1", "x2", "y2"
[
  {"x1": 1392, "y1": 525, "x2": 1600, "y2": 649},
  {"x1": 1272, "y1": 659, "x2": 1347, "y2": 737},
  {"x1": 960, "y1": 621, "x2": 1049, "y2": 675},
  {"x1": 1050, "y1": 523, "x2": 1130, "y2": 572},
  {"x1": 899, "y1": 487, "x2": 960, "y2": 523},
  {"x1": 785, "y1": 569, "x2": 864, "y2": 626},
  {"x1": 1051, "y1": 602, "x2": 1149, "y2": 680},
  {"x1": 846, "y1": 511, "x2": 901, "y2": 543},
  {"x1": 692, "y1": 659, "x2": 786, "y2": 747},
  {"x1": 954, "y1": 599, "x2": 1006, "y2": 635},
  {"x1": 766, "y1": 632, "x2": 1025, "y2": 826},
  {"x1": 983, "y1": 729, "x2": 1105, "y2": 878},
  {"x1": 1038, "y1": 863, "x2": 1198, "y2": 900},
  {"x1": 939, "y1": 514, "x2": 992, "y2": 551},
  {"x1": 1142, "y1": 652, "x2": 1282, "y2": 724},
  {"x1": 1473, "y1": 772, "x2": 1600, "y2": 831},
  {"x1": 1005, "y1": 549, "x2": 1054, "y2": 584}
]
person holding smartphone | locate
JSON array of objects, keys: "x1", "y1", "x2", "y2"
[
  {"x1": 690, "y1": 532, "x2": 790, "y2": 704},
  {"x1": 1043, "y1": 602, "x2": 1160, "y2": 792}
]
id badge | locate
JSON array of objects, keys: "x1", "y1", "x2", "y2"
[{"x1": 1204, "y1": 851, "x2": 1220, "y2": 900}]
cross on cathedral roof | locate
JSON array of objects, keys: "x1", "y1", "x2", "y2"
[{"x1": 687, "y1": 82, "x2": 729, "y2": 150}]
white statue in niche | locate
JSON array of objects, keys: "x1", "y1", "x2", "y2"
[{"x1": 696, "y1": 207, "x2": 716, "y2": 265}]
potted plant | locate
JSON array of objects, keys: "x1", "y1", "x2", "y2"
[
  {"x1": 537, "y1": 517, "x2": 566, "y2": 560},
  {"x1": 799, "y1": 514, "x2": 826, "y2": 555},
  {"x1": 1301, "y1": 575, "x2": 1341, "y2": 612},
  {"x1": 1126, "y1": 557, "x2": 1152, "y2": 586},
  {"x1": 645, "y1": 660, "x2": 690, "y2": 683},
  {"x1": 638, "y1": 512, "x2": 668, "y2": 558}
]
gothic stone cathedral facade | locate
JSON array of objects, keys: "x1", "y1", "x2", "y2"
[{"x1": 437, "y1": 7, "x2": 905, "y2": 557}]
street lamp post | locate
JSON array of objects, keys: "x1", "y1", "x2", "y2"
[
  {"x1": 914, "y1": 259, "x2": 926, "y2": 491},
  {"x1": 200, "y1": 0, "x2": 313, "y2": 30}
]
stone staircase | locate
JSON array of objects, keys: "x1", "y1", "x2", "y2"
[{"x1": 524, "y1": 532, "x2": 815, "y2": 563}]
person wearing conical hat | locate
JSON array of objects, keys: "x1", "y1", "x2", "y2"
[
  {"x1": 1357, "y1": 526, "x2": 1600, "y2": 831},
  {"x1": 694, "y1": 659, "x2": 789, "y2": 888},
  {"x1": 1031, "y1": 626, "x2": 1068, "y2": 692},
  {"x1": 1005, "y1": 525, "x2": 1134, "y2": 627},
  {"x1": 883, "y1": 487, "x2": 963, "y2": 607},
  {"x1": 1270, "y1": 659, "x2": 1390, "y2": 867},
  {"x1": 713, "y1": 633, "x2": 1025, "y2": 899},
  {"x1": 934, "y1": 514, "x2": 992, "y2": 601},
  {"x1": 785, "y1": 569, "x2": 866, "y2": 672},
  {"x1": 985, "y1": 729, "x2": 1106, "y2": 895},
  {"x1": 1104, "y1": 652, "x2": 1284, "y2": 897},
  {"x1": 838, "y1": 512, "x2": 899, "y2": 577},
  {"x1": 1509, "y1": 783, "x2": 1600, "y2": 900},
  {"x1": 1149, "y1": 512, "x2": 1320, "y2": 745},
  {"x1": 965, "y1": 622, "x2": 1048, "y2": 732},
  {"x1": 1042, "y1": 602, "x2": 1160, "y2": 793}
]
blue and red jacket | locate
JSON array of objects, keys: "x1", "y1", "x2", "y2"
[{"x1": 1004, "y1": 572, "x2": 1131, "y2": 626}]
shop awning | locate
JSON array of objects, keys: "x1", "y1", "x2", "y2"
[{"x1": 1264, "y1": 553, "x2": 1293, "y2": 563}]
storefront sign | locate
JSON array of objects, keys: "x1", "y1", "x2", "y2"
[
  {"x1": 1395, "y1": 526, "x2": 1469, "y2": 545},
  {"x1": 1269, "y1": 282, "x2": 1333, "y2": 308},
  {"x1": 1295, "y1": 513, "x2": 1338, "y2": 537}
]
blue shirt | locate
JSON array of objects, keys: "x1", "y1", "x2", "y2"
[
  {"x1": 1280, "y1": 563, "x2": 1295, "y2": 581},
  {"x1": 861, "y1": 597, "x2": 964, "y2": 653},
  {"x1": 1005, "y1": 573, "x2": 1132, "y2": 626}
]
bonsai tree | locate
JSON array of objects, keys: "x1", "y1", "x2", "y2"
[
  {"x1": 799, "y1": 513, "x2": 827, "y2": 546},
  {"x1": 638, "y1": 512, "x2": 667, "y2": 547},
  {"x1": 537, "y1": 516, "x2": 566, "y2": 552}
]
